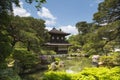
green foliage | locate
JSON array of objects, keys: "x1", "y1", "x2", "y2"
[
  {"x1": 25, "y1": 0, "x2": 46, "y2": 9},
  {"x1": 0, "y1": 0, "x2": 46, "y2": 14},
  {"x1": 76, "y1": 21, "x2": 90, "y2": 35},
  {"x1": 0, "y1": 21, "x2": 13, "y2": 68},
  {"x1": 68, "y1": 35, "x2": 81, "y2": 45},
  {"x1": 49, "y1": 50, "x2": 56, "y2": 55},
  {"x1": 93, "y1": 0, "x2": 120, "y2": 23},
  {"x1": 79, "y1": 67, "x2": 120, "y2": 80},
  {"x1": 73, "y1": 20, "x2": 120, "y2": 55},
  {"x1": 41, "y1": 50, "x2": 56, "y2": 55},
  {"x1": 99, "y1": 52, "x2": 120, "y2": 67},
  {"x1": 73, "y1": 0, "x2": 120, "y2": 56},
  {"x1": 43, "y1": 67, "x2": 120, "y2": 80},
  {"x1": 13, "y1": 49, "x2": 39, "y2": 73},
  {"x1": 0, "y1": 12, "x2": 11, "y2": 27},
  {"x1": 0, "y1": 0, "x2": 46, "y2": 79},
  {"x1": 0, "y1": 68, "x2": 21, "y2": 80},
  {"x1": 43, "y1": 71, "x2": 71, "y2": 80},
  {"x1": 69, "y1": 45, "x2": 81, "y2": 53},
  {"x1": 99, "y1": 56, "x2": 115, "y2": 67},
  {"x1": 8, "y1": 16, "x2": 49, "y2": 52},
  {"x1": 0, "y1": 31, "x2": 11, "y2": 42},
  {"x1": 68, "y1": 34, "x2": 83, "y2": 53},
  {"x1": 0, "y1": 42, "x2": 12, "y2": 65},
  {"x1": 114, "y1": 53, "x2": 120, "y2": 65}
]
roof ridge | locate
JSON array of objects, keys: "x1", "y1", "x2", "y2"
[{"x1": 49, "y1": 27, "x2": 70, "y2": 35}]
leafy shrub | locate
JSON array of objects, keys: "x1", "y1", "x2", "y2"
[
  {"x1": 113, "y1": 52, "x2": 120, "y2": 65},
  {"x1": 13, "y1": 49, "x2": 39, "y2": 74},
  {"x1": 0, "y1": 68, "x2": 21, "y2": 80},
  {"x1": 99, "y1": 56, "x2": 115, "y2": 67},
  {"x1": 0, "y1": 42, "x2": 12, "y2": 63},
  {"x1": 99, "y1": 52, "x2": 120, "y2": 67},
  {"x1": 41, "y1": 50, "x2": 56, "y2": 55},
  {"x1": 43, "y1": 67, "x2": 120, "y2": 80},
  {"x1": 69, "y1": 45, "x2": 81, "y2": 53},
  {"x1": 49, "y1": 50, "x2": 56, "y2": 55},
  {"x1": 43, "y1": 71, "x2": 71, "y2": 80}
]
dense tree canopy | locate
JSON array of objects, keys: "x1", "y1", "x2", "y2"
[
  {"x1": 92, "y1": 0, "x2": 120, "y2": 54},
  {"x1": 8, "y1": 16, "x2": 49, "y2": 52},
  {"x1": 93, "y1": 0, "x2": 120, "y2": 24},
  {"x1": 0, "y1": 0, "x2": 47, "y2": 70},
  {"x1": 69, "y1": 0, "x2": 120, "y2": 55},
  {"x1": 0, "y1": 1, "x2": 48, "y2": 79},
  {"x1": 76, "y1": 21, "x2": 90, "y2": 35}
]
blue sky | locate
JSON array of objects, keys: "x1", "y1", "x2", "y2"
[{"x1": 13, "y1": 0, "x2": 103, "y2": 35}]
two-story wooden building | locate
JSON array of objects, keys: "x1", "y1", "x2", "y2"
[{"x1": 44, "y1": 28, "x2": 71, "y2": 54}]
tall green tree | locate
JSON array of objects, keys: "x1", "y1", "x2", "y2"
[
  {"x1": 0, "y1": 0, "x2": 46, "y2": 68},
  {"x1": 76, "y1": 21, "x2": 89, "y2": 35},
  {"x1": 93, "y1": 0, "x2": 120, "y2": 54},
  {"x1": 8, "y1": 16, "x2": 49, "y2": 52},
  {"x1": 93, "y1": 0, "x2": 120, "y2": 24}
]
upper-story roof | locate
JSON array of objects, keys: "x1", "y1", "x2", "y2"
[{"x1": 49, "y1": 27, "x2": 70, "y2": 35}]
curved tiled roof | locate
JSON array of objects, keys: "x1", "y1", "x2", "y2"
[{"x1": 49, "y1": 28, "x2": 70, "y2": 35}]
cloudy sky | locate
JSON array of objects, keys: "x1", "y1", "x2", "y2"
[{"x1": 13, "y1": 0, "x2": 103, "y2": 35}]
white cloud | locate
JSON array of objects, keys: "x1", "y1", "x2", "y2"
[
  {"x1": 37, "y1": 7, "x2": 56, "y2": 26},
  {"x1": 13, "y1": 1, "x2": 31, "y2": 17},
  {"x1": 59, "y1": 25, "x2": 78, "y2": 35},
  {"x1": 37, "y1": 7, "x2": 56, "y2": 20},
  {"x1": 45, "y1": 27, "x2": 53, "y2": 31},
  {"x1": 46, "y1": 25, "x2": 78, "y2": 35},
  {"x1": 45, "y1": 19, "x2": 56, "y2": 26}
]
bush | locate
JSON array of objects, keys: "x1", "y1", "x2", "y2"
[
  {"x1": 43, "y1": 67, "x2": 120, "y2": 80},
  {"x1": 41, "y1": 50, "x2": 56, "y2": 55},
  {"x1": 13, "y1": 49, "x2": 39, "y2": 74},
  {"x1": 99, "y1": 52, "x2": 120, "y2": 67},
  {"x1": 0, "y1": 68, "x2": 21, "y2": 80},
  {"x1": 69, "y1": 45, "x2": 81, "y2": 53},
  {"x1": 0, "y1": 42, "x2": 12, "y2": 63},
  {"x1": 99, "y1": 56, "x2": 115, "y2": 67},
  {"x1": 113, "y1": 52, "x2": 120, "y2": 65},
  {"x1": 43, "y1": 71, "x2": 71, "y2": 80}
]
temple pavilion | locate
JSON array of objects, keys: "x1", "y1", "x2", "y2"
[{"x1": 44, "y1": 28, "x2": 71, "y2": 54}]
